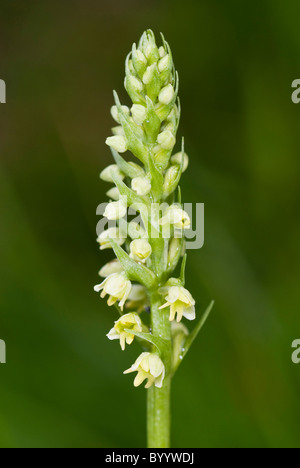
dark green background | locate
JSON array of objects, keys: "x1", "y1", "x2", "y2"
[{"x1": 0, "y1": 0, "x2": 300, "y2": 448}]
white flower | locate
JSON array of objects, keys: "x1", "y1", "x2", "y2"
[
  {"x1": 96, "y1": 227, "x2": 126, "y2": 250},
  {"x1": 124, "y1": 352, "x2": 165, "y2": 388},
  {"x1": 158, "y1": 84, "x2": 175, "y2": 105},
  {"x1": 106, "y1": 187, "x2": 120, "y2": 201},
  {"x1": 100, "y1": 165, "x2": 125, "y2": 183},
  {"x1": 131, "y1": 104, "x2": 147, "y2": 125},
  {"x1": 107, "y1": 313, "x2": 143, "y2": 350},
  {"x1": 103, "y1": 198, "x2": 127, "y2": 220},
  {"x1": 159, "y1": 285, "x2": 195, "y2": 322},
  {"x1": 94, "y1": 273, "x2": 132, "y2": 311},
  {"x1": 171, "y1": 152, "x2": 189, "y2": 172},
  {"x1": 159, "y1": 205, "x2": 191, "y2": 230},
  {"x1": 130, "y1": 239, "x2": 152, "y2": 263},
  {"x1": 110, "y1": 105, "x2": 130, "y2": 124},
  {"x1": 105, "y1": 135, "x2": 127, "y2": 153},
  {"x1": 131, "y1": 176, "x2": 151, "y2": 196},
  {"x1": 157, "y1": 130, "x2": 176, "y2": 150},
  {"x1": 99, "y1": 259, "x2": 123, "y2": 278}
]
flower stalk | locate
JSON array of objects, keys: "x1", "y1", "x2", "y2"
[{"x1": 95, "y1": 29, "x2": 213, "y2": 448}]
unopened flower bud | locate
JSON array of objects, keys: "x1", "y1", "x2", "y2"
[
  {"x1": 131, "y1": 104, "x2": 147, "y2": 125},
  {"x1": 158, "y1": 84, "x2": 175, "y2": 105},
  {"x1": 106, "y1": 187, "x2": 120, "y2": 200},
  {"x1": 103, "y1": 198, "x2": 127, "y2": 220},
  {"x1": 143, "y1": 64, "x2": 157, "y2": 85},
  {"x1": 112, "y1": 125, "x2": 125, "y2": 136},
  {"x1": 132, "y1": 44, "x2": 147, "y2": 78},
  {"x1": 96, "y1": 227, "x2": 126, "y2": 250},
  {"x1": 157, "y1": 130, "x2": 176, "y2": 150},
  {"x1": 171, "y1": 152, "x2": 189, "y2": 172},
  {"x1": 99, "y1": 259, "x2": 123, "y2": 277},
  {"x1": 159, "y1": 46, "x2": 166, "y2": 58},
  {"x1": 105, "y1": 135, "x2": 127, "y2": 153},
  {"x1": 130, "y1": 238, "x2": 152, "y2": 263},
  {"x1": 125, "y1": 75, "x2": 144, "y2": 104},
  {"x1": 111, "y1": 105, "x2": 130, "y2": 124},
  {"x1": 128, "y1": 221, "x2": 146, "y2": 240},
  {"x1": 168, "y1": 237, "x2": 183, "y2": 265},
  {"x1": 131, "y1": 176, "x2": 151, "y2": 196},
  {"x1": 163, "y1": 165, "x2": 180, "y2": 195},
  {"x1": 158, "y1": 54, "x2": 171, "y2": 73},
  {"x1": 100, "y1": 164, "x2": 125, "y2": 183}
]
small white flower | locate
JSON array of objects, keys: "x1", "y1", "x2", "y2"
[
  {"x1": 94, "y1": 272, "x2": 132, "y2": 311},
  {"x1": 105, "y1": 135, "x2": 127, "y2": 153},
  {"x1": 103, "y1": 198, "x2": 127, "y2": 220},
  {"x1": 130, "y1": 239, "x2": 152, "y2": 263},
  {"x1": 107, "y1": 313, "x2": 143, "y2": 350},
  {"x1": 157, "y1": 130, "x2": 176, "y2": 150},
  {"x1": 96, "y1": 227, "x2": 126, "y2": 250},
  {"x1": 106, "y1": 187, "x2": 120, "y2": 201},
  {"x1": 110, "y1": 105, "x2": 130, "y2": 124},
  {"x1": 131, "y1": 176, "x2": 151, "y2": 196},
  {"x1": 159, "y1": 285, "x2": 196, "y2": 322},
  {"x1": 131, "y1": 104, "x2": 147, "y2": 125},
  {"x1": 100, "y1": 165, "x2": 125, "y2": 183},
  {"x1": 159, "y1": 205, "x2": 191, "y2": 230},
  {"x1": 158, "y1": 84, "x2": 175, "y2": 105},
  {"x1": 171, "y1": 152, "x2": 189, "y2": 172},
  {"x1": 124, "y1": 352, "x2": 165, "y2": 388},
  {"x1": 99, "y1": 259, "x2": 123, "y2": 278}
]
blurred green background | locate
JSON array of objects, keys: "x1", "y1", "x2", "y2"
[{"x1": 1, "y1": 0, "x2": 300, "y2": 448}]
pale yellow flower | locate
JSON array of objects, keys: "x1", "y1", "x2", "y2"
[
  {"x1": 107, "y1": 313, "x2": 143, "y2": 350},
  {"x1": 103, "y1": 198, "x2": 127, "y2": 220},
  {"x1": 124, "y1": 352, "x2": 165, "y2": 388},
  {"x1": 131, "y1": 176, "x2": 151, "y2": 196},
  {"x1": 159, "y1": 285, "x2": 195, "y2": 322},
  {"x1": 96, "y1": 227, "x2": 126, "y2": 250},
  {"x1": 130, "y1": 239, "x2": 152, "y2": 263},
  {"x1": 94, "y1": 273, "x2": 132, "y2": 310},
  {"x1": 159, "y1": 205, "x2": 191, "y2": 230}
]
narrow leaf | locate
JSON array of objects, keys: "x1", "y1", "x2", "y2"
[{"x1": 174, "y1": 301, "x2": 214, "y2": 372}]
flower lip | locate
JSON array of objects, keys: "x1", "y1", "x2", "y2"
[{"x1": 124, "y1": 352, "x2": 165, "y2": 388}]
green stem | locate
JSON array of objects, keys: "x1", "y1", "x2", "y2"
[{"x1": 147, "y1": 292, "x2": 172, "y2": 448}]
